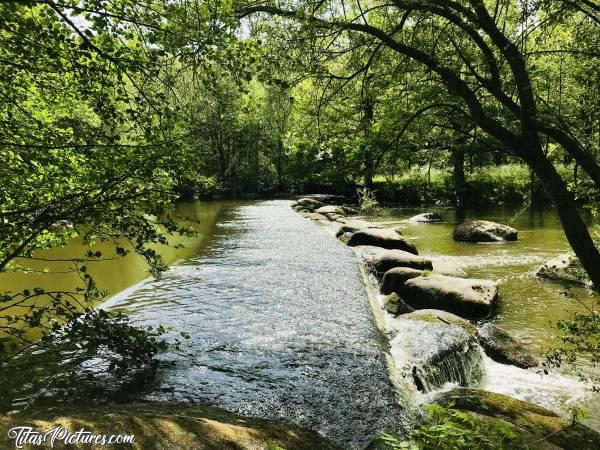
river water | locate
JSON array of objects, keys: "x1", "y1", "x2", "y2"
[
  {"x1": 101, "y1": 200, "x2": 411, "y2": 448},
  {"x1": 2, "y1": 200, "x2": 599, "y2": 445}
]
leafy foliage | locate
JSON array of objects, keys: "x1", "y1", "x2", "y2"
[{"x1": 370, "y1": 404, "x2": 521, "y2": 450}]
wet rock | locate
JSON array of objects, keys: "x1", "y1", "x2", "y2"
[
  {"x1": 381, "y1": 267, "x2": 423, "y2": 294},
  {"x1": 335, "y1": 220, "x2": 380, "y2": 237},
  {"x1": 297, "y1": 197, "x2": 326, "y2": 210},
  {"x1": 535, "y1": 253, "x2": 590, "y2": 286},
  {"x1": 388, "y1": 313, "x2": 483, "y2": 391},
  {"x1": 370, "y1": 251, "x2": 433, "y2": 275},
  {"x1": 408, "y1": 212, "x2": 442, "y2": 223},
  {"x1": 383, "y1": 293, "x2": 414, "y2": 315},
  {"x1": 316, "y1": 205, "x2": 346, "y2": 216},
  {"x1": 335, "y1": 217, "x2": 349, "y2": 224},
  {"x1": 302, "y1": 212, "x2": 329, "y2": 221},
  {"x1": 347, "y1": 228, "x2": 418, "y2": 254},
  {"x1": 404, "y1": 309, "x2": 477, "y2": 336},
  {"x1": 453, "y1": 220, "x2": 518, "y2": 242},
  {"x1": 478, "y1": 323, "x2": 539, "y2": 369},
  {"x1": 398, "y1": 274, "x2": 498, "y2": 319},
  {"x1": 434, "y1": 388, "x2": 600, "y2": 450},
  {"x1": 432, "y1": 261, "x2": 468, "y2": 278}
]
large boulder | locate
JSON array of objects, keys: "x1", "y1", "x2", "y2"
[
  {"x1": 408, "y1": 212, "x2": 442, "y2": 223},
  {"x1": 453, "y1": 220, "x2": 518, "y2": 242},
  {"x1": 398, "y1": 274, "x2": 498, "y2": 319},
  {"x1": 296, "y1": 197, "x2": 326, "y2": 210},
  {"x1": 388, "y1": 311, "x2": 483, "y2": 391},
  {"x1": 347, "y1": 228, "x2": 418, "y2": 254},
  {"x1": 477, "y1": 323, "x2": 539, "y2": 369},
  {"x1": 335, "y1": 220, "x2": 380, "y2": 237},
  {"x1": 381, "y1": 267, "x2": 424, "y2": 294},
  {"x1": 535, "y1": 253, "x2": 590, "y2": 286},
  {"x1": 369, "y1": 250, "x2": 433, "y2": 275},
  {"x1": 434, "y1": 388, "x2": 600, "y2": 450}
]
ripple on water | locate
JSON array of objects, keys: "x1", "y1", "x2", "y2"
[{"x1": 106, "y1": 200, "x2": 411, "y2": 449}]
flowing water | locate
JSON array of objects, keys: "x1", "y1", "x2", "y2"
[
  {"x1": 98, "y1": 201, "x2": 411, "y2": 448},
  {"x1": 2, "y1": 200, "x2": 599, "y2": 444},
  {"x1": 374, "y1": 205, "x2": 600, "y2": 430}
]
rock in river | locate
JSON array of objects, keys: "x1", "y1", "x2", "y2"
[
  {"x1": 369, "y1": 251, "x2": 433, "y2": 276},
  {"x1": 297, "y1": 197, "x2": 325, "y2": 210},
  {"x1": 534, "y1": 253, "x2": 590, "y2": 286},
  {"x1": 398, "y1": 274, "x2": 498, "y2": 319},
  {"x1": 388, "y1": 310, "x2": 483, "y2": 391},
  {"x1": 335, "y1": 220, "x2": 380, "y2": 237},
  {"x1": 381, "y1": 267, "x2": 424, "y2": 294},
  {"x1": 434, "y1": 388, "x2": 600, "y2": 449},
  {"x1": 383, "y1": 292, "x2": 414, "y2": 315},
  {"x1": 477, "y1": 323, "x2": 539, "y2": 369},
  {"x1": 347, "y1": 228, "x2": 418, "y2": 254},
  {"x1": 453, "y1": 220, "x2": 518, "y2": 242},
  {"x1": 408, "y1": 212, "x2": 442, "y2": 223}
]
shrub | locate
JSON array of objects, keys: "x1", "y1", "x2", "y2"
[{"x1": 369, "y1": 404, "x2": 522, "y2": 449}]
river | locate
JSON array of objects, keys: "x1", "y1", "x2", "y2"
[{"x1": 1, "y1": 199, "x2": 598, "y2": 446}]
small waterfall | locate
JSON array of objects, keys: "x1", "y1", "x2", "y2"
[
  {"x1": 388, "y1": 318, "x2": 484, "y2": 393},
  {"x1": 411, "y1": 340, "x2": 483, "y2": 392}
]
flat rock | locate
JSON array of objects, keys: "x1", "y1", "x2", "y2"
[
  {"x1": 398, "y1": 274, "x2": 498, "y2": 319},
  {"x1": 347, "y1": 228, "x2": 418, "y2": 254},
  {"x1": 453, "y1": 220, "x2": 518, "y2": 242},
  {"x1": 369, "y1": 250, "x2": 432, "y2": 275},
  {"x1": 335, "y1": 219, "x2": 380, "y2": 237},
  {"x1": 408, "y1": 212, "x2": 442, "y2": 223},
  {"x1": 478, "y1": 323, "x2": 539, "y2": 368},
  {"x1": 534, "y1": 253, "x2": 590, "y2": 285}
]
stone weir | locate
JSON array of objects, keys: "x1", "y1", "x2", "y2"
[{"x1": 105, "y1": 200, "x2": 415, "y2": 449}]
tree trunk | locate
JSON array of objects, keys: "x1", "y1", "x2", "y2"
[
  {"x1": 451, "y1": 147, "x2": 466, "y2": 207},
  {"x1": 526, "y1": 150, "x2": 600, "y2": 288}
]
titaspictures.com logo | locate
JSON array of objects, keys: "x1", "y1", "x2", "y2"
[{"x1": 7, "y1": 426, "x2": 135, "y2": 448}]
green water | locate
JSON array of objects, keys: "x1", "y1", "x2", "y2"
[{"x1": 379, "y1": 206, "x2": 598, "y2": 355}]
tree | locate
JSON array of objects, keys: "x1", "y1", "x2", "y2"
[{"x1": 239, "y1": 0, "x2": 600, "y2": 287}]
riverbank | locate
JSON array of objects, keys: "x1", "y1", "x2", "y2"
[{"x1": 0, "y1": 403, "x2": 340, "y2": 450}]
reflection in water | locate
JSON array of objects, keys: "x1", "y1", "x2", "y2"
[{"x1": 103, "y1": 200, "x2": 410, "y2": 449}]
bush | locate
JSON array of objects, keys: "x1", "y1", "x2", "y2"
[{"x1": 369, "y1": 404, "x2": 521, "y2": 450}]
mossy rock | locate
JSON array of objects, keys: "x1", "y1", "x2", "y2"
[
  {"x1": 403, "y1": 309, "x2": 477, "y2": 336},
  {"x1": 383, "y1": 293, "x2": 415, "y2": 315},
  {"x1": 434, "y1": 388, "x2": 600, "y2": 449}
]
